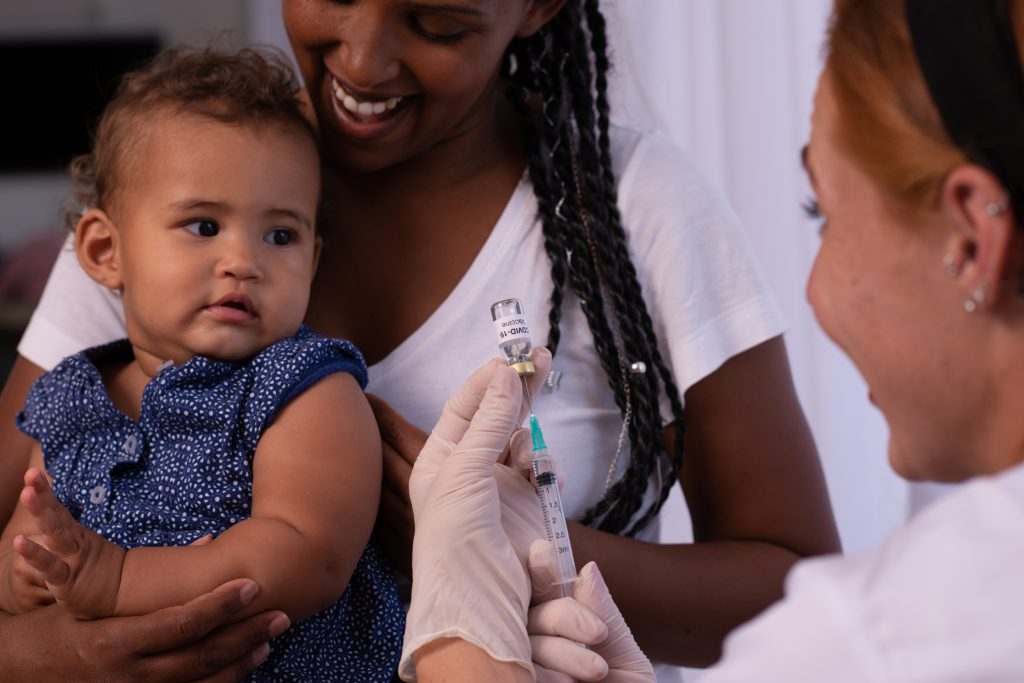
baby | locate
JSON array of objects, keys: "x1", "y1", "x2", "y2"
[{"x1": 0, "y1": 46, "x2": 402, "y2": 681}]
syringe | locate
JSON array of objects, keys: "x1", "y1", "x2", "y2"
[
  {"x1": 528, "y1": 414, "x2": 578, "y2": 598},
  {"x1": 490, "y1": 297, "x2": 578, "y2": 598}
]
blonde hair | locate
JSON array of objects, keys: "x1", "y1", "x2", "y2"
[{"x1": 824, "y1": 0, "x2": 1024, "y2": 210}]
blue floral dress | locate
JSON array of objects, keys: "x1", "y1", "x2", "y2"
[{"x1": 16, "y1": 326, "x2": 403, "y2": 682}]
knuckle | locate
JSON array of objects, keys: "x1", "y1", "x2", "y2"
[
  {"x1": 177, "y1": 610, "x2": 207, "y2": 641},
  {"x1": 194, "y1": 643, "x2": 228, "y2": 674}
]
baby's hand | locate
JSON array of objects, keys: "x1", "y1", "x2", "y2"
[
  {"x1": 1, "y1": 533, "x2": 56, "y2": 613},
  {"x1": 14, "y1": 468, "x2": 125, "y2": 619}
]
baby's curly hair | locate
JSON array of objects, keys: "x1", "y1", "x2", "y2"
[{"x1": 68, "y1": 45, "x2": 317, "y2": 227}]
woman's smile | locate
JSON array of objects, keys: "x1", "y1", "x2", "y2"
[{"x1": 325, "y1": 74, "x2": 413, "y2": 142}]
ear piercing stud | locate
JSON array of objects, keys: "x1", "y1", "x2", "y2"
[
  {"x1": 986, "y1": 197, "x2": 1010, "y2": 216},
  {"x1": 943, "y1": 255, "x2": 961, "y2": 278},
  {"x1": 964, "y1": 280, "x2": 990, "y2": 313}
]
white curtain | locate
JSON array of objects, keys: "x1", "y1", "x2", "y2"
[{"x1": 598, "y1": 0, "x2": 909, "y2": 557}]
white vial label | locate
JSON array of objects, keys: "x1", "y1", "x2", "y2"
[
  {"x1": 491, "y1": 297, "x2": 532, "y2": 363},
  {"x1": 493, "y1": 313, "x2": 531, "y2": 346}
]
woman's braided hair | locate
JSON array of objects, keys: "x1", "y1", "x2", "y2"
[{"x1": 503, "y1": 0, "x2": 685, "y2": 535}]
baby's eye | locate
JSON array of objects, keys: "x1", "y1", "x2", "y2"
[
  {"x1": 184, "y1": 219, "x2": 219, "y2": 237},
  {"x1": 265, "y1": 228, "x2": 296, "y2": 246}
]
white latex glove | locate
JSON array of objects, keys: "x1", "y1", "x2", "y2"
[
  {"x1": 400, "y1": 348, "x2": 552, "y2": 682},
  {"x1": 528, "y1": 541, "x2": 656, "y2": 683}
]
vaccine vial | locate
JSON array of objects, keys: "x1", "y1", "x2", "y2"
[{"x1": 490, "y1": 298, "x2": 536, "y2": 377}]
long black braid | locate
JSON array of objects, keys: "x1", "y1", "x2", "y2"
[{"x1": 503, "y1": 0, "x2": 687, "y2": 536}]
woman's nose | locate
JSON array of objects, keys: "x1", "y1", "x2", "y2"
[{"x1": 337, "y1": 12, "x2": 401, "y2": 89}]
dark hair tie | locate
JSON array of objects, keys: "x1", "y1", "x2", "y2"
[{"x1": 905, "y1": 0, "x2": 1024, "y2": 218}]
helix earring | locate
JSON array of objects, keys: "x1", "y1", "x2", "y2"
[
  {"x1": 964, "y1": 280, "x2": 990, "y2": 313},
  {"x1": 943, "y1": 254, "x2": 962, "y2": 278},
  {"x1": 986, "y1": 197, "x2": 1010, "y2": 216}
]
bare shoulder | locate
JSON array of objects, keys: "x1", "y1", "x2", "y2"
[{"x1": 259, "y1": 371, "x2": 380, "y2": 463}]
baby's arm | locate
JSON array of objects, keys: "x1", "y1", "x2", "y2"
[{"x1": 116, "y1": 372, "x2": 380, "y2": 620}]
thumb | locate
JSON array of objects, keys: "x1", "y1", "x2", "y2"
[
  {"x1": 432, "y1": 358, "x2": 505, "y2": 446},
  {"x1": 575, "y1": 562, "x2": 655, "y2": 678},
  {"x1": 452, "y1": 364, "x2": 523, "y2": 459},
  {"x1": 528, "y1": 539, "x2": 561, "y2": 604}
]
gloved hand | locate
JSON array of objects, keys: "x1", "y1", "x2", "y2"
[
  {"x1": 528, "y1": 541, "x2": 656, "y2": 683},
  {"x1": 400, "y1": 348, "x2": 552, "y2": 681}
]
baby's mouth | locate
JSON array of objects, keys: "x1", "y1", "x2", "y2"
[{"x1": 207, "y1": 293, "x2": 257, "y2": 323}]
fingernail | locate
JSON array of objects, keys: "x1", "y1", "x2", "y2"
[
  {"x1": 253, "y1": 642, "x2": 270, "y2": 666},
  {"x1": 239, "y1": 581, "x2": 259, "y2": 605},
  {"x1": 269, "y1": 613, "x2": 290, "y2": 638}
]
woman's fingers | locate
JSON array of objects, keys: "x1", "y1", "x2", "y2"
[
  {"x1": 530, "y1": 634, "x2": 609, "y2": 681},
  {"x1": 380, "y1": 437, "x2": 414, "y2": 498},
  {"x1": 528, "y1": 596, "x2": 608, "y2": 645},
  {"x1": 428, "y1": 359, "x2": 506, "y2": 446},
  {"x1": 120, "y1": 580, "x2": 289, "y2": 683},
  {"x1": 367, "y1": 393, "x2": 427, "y2": 467},
  {"x1": 376, "y1": 484, "x2": 414, "y2": 576},
  {"x1": 534, "y1": 662, "x2": 577, "y2": 683}
]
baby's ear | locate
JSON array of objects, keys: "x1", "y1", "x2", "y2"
[{"x1": 75, "y1": 208, "x2": 123, "y2": 291}]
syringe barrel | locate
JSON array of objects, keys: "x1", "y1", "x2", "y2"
[{"x1": 532, "y1": 452, "x2": 578, "y2": 589}]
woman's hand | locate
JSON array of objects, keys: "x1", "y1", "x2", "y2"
[
  {"x1": 400, "y1": 348, "x2": 551, "y2": 681},
  {"x1": 368, "y1": 348, "x2": 552, "y2": 577},
  {"x1": 1, "y1": 578, "x2": 289, "y2": 682},
  {"x1": 527, "y1": 541, "x2": 655, "y2": 683},
  {"x1": 367, "y1": 394, "x2": 426, "y2": 577}
]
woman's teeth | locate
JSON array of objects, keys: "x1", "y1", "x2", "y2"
[{"x1": 332, "y1": 78, "x2": 402, "y2": 117}]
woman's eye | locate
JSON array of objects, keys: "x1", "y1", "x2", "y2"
[
  {"x1": 801, "y1": 197, "x2": 828, "y2": 234},
  {"x1": 801, "y1": 197, "x2": 821, "y2": 219},
  {"x1": 410, "y1": 16, "x2": 469, "y2": 44},
  {"x1": 185, "y1": 219, "x2": 219, "y2": 237},
  {"x1": 265, "y1": 228, "x2": 296, "y2": 246}
]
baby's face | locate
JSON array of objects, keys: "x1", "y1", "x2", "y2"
[{"x1": 111, "y1": 114, "x2": 321, "y2": 368}]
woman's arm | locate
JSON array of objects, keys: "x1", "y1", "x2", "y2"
[
  {"x1": 415, "y1": 639, "x2": 533, "y2": 683},
  {"x1": 115, "y1": 372, "x2": 381, "y2": 620},
  {"x1": 567, "y1": 336, "x2": 840, "y2": 666},
  {"x1": 0, "y1": 357, "x2": 45, "y2": 526}
]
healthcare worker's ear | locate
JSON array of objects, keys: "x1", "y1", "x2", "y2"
[
  {"x1": 939, "y1": 164, "x2": 1021, "y2": 311},
  {"x1": 516, "y1": 0, "x2": 569, "y2": 38},
  {"x1": 75, "y1": 208, "x2": 124, "y2": 292}
]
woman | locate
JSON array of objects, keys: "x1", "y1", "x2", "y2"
[
  {"x1": 406, "y1": 0, "x2": 1024, "y2": 680},
  {"x1": 0, "y1": 0, "x2": 837, "y2": 679}
]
